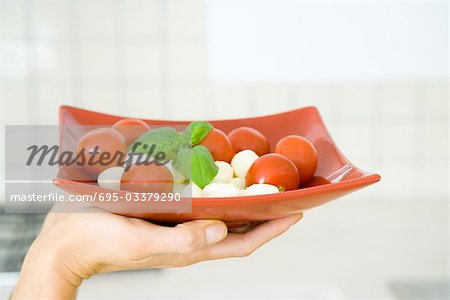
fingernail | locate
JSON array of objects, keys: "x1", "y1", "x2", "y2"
[{"x1": 206, "y1": 224, "x2": 227, "y2": 244}]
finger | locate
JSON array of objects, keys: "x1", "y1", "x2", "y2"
[
  {"x1": 197, "y1": 213, "x2": 302, "y2": 260},
  {"x1": 126, "y1": 218, "x2": 228, "y2": 255},
  {"x1": 172, "y1": 220, "x2": 229, "y2": 253}
]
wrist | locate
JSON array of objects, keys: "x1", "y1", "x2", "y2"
[{"x1": 11, "y1": 233, "x2": 85, "y2": 299}]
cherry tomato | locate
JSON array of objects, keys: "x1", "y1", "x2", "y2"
[
  {"x1": 275, "y1": 135, "x2": 318, "y2": 184},
  {"x1": 228, "y1": 127, "x2": 270, "y2": 156},
  {"x1": 76, "y1": 128, "x2": 127, "y2": 177},
  {"x1": 112, "y1": 118, "x2": 151, "y2": 145},
  {"x1": 246, "y1": 153, "x2": 299, "y2": 191},
  {"x1": 198, "y1": 128, "x2": 235, "y2": 163},
  {"x1": 121, "y1": 164, "x2": 173, "y2": 193}
]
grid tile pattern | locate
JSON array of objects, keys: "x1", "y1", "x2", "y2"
[{"x1": 0, "y1": 0, "x2": 448, "y2": 204}]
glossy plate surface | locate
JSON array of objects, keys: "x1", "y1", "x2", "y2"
[{"x1": 54, "y1": 105, "x2": 380, "y2": 227}]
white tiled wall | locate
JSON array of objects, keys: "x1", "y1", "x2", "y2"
[{"x1": 0, "y1": 0, "x2": 448, "y2": 203}]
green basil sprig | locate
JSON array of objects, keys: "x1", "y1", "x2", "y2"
[
  {"x1": 173, "y1": 145, "x2": 218, "y2": 189},
  {"x1": 182, "y1": 121, "x2": 213, "y2": 146},
  {"x1": 129, "y1": 122, "x2": 217, "y2": 188},
  {"x1": 130, "y1": 127, "x2": 188, "y2": 160}
]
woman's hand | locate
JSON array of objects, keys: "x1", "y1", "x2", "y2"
[{"x1": 12, "y1": 207, "x2": 302, "y2": 299}]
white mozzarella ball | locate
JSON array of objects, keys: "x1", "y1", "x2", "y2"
[
  {"x1": 203, "y1": 183, "x2": 240, "y2": 198},
  {"x1": 172, "y1": 183, "x2": 187, "y2": 194},
  {"x1": 98, "y1": 167, "x2": 125, "y2": 190},
  {"x1": 166, "y1": 161, "x2": 187, "y2": 183},
  {"x1": 191, "y1": 183, "x2": 203, "y2": 198},
  {"x1": 181, "y1": 182, "x2": 203, "y2": 198},
  {"x1": 231, "y1": 150, "x2": 259, "y2": 178},
  {"x1": 244, "y1": 184, "x2": 279, "y2": 196},
  {"x1": 212, "y1": 161, "x2": 234, "y2": 183},
  {"x1": 230, "y1": 177, "x2": 246, "y2": 190}
]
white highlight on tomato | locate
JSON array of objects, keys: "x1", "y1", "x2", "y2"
[
  {"x1": 212, "y1": 161, "x2": 234, "y2": 183},
  {"x1": 97, "y1": 167, "x2": 125, "y2": 190},
  {"x1": 230, "y1": 177, "x2": 246, "y2": 190},
  {"x1": 203, "y1": 183, "x2": 240, "y2": 198},
  {"x1": 231, "y1": 150, "x2": 259, "y2": 178},
  {"x1": 181, "y1": 182, "x2": 203, "y2": 198},
  {"x1": 244, "y1": 184, "x2": 279, "y2": 196}
]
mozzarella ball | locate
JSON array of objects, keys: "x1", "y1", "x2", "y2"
[
  {"x1": 231, "y1": 150, "x2": 259, "y2": 178},
  {"x1": 212, "y1": 161, "x2": 234, "y2": 183},
  {"x1": 98, "y1": 167, "x2": 125, "y2": 190},
  {"x1": 244, "y1": 184, "x2": 279, "y2": 196},
  {"x1": 230, "y1": 177, "x2": 246, "y2": 190},
  {"x1": 166, "y1": 161, "x2": 187, "y2": 183},
  {"x1": 203, "y1": 183, "x2": 240, "y2": 198},
  {"x1": 181, "y1": 182, "x2": 203, "y2": 198},
  {"x1": 172, "y1": 183, "x2": 187, "y2": 194}
]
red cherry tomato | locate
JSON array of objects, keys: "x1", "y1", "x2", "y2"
[
  {"x1": 275, "y1": 135, "x2": 318, "y2": 184},
  {"x1": 198, "y1": 128, "x2": 235, "y2": 163},
  {"x1": 121, "y1": 164, "x2": 173, "y2": 193},
  {"x1": 228, "y1": 127, "x2": 270, "y2": 156},
  {"x1": 112, "y1": 118, "x2": 151, "y2": 145},
  {"x1": 246, "y1": 153, "x2": 300, "y2": 191},
  {"x1": 76, "y1": 128, "x2": 127, "y2": 177}
]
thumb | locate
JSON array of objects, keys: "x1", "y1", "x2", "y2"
[{"x1": 170, "y1": 220, "x2": 228, "y2": 253}]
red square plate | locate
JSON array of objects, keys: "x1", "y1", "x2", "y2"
[{"x1": 54, "y1": 105, "x2": 380, "y2": 227}]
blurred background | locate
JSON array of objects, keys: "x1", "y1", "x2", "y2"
[{"x1": 0, "y1": 0, "x2": 448, "y2": 299}]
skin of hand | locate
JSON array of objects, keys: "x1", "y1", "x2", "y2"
[{"x1": 11, "y1": 207, "x2": 302, "y2": 300}]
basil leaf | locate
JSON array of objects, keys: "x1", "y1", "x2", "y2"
[
  {"x1": 129, "y1": 127, "x2": 189, "y2": 160},
  {"x1": 182, "y1": 121, "x2": 213, "y2": 146},
  {"x1": 173, "y1": 145, "x2": 218, "y2": 189},
  {"x1": 172, "y1": 148, "x2": 192, "y2": 180}
]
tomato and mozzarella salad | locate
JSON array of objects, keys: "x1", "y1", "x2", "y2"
[{"x1": 76, "y1": 119, "x2": 318, "y2": 198}]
